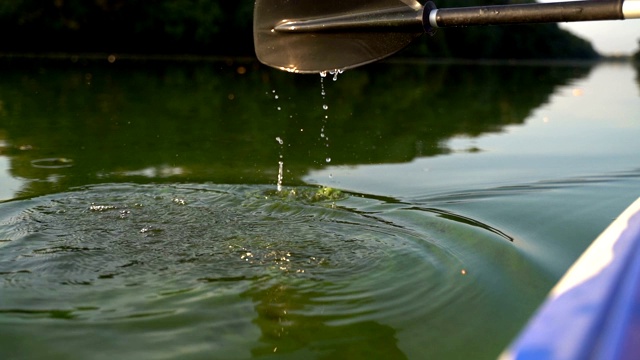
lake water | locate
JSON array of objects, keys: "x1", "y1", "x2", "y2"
[{"x1": 0, "y1": 58, "x2": 639, "y2": 359}]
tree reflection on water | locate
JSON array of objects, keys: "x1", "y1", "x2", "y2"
[
  {"x1": 246, "y1": 282, "x2": 407, "y2": 359},
  {"x1": 0, "y1": 58, "x2": 592, "y2": 199}
]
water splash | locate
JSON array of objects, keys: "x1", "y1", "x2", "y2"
[
  {"x1": 271, "y1": 89, "x2": 286, "y2": 191},
  {"x1": 275, "y1": 137, "x2": 284, "y2": 191},
  {"x1": 277, "y1": 161, "x2": 284, "y2": 192}
]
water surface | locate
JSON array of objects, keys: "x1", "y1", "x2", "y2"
[{"x1": 0, "y1": 59, "x2": 639, "y2": 359}]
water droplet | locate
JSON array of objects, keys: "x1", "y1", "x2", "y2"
[
  {"x1": 330, "y1": 69, "x2": 344, "y2": 81},
  {"x1": 275, "y1": 137, "x2": 283, "y2": 145},
  {"x1": 319, "y1": 71, "x2": 327, "y2": 78},
  {"x1": 277, "y1": 106, "x2": 281, "y2": 111},
  {"x1": 274, "y1": 95, "x2": 279, "y2": 99},
  {"x1": 325, "y1": 157, "x2": 331, "y2": 163},
  {"x1": 323, "y1": 104, "x2": 328, "y2": 110}
]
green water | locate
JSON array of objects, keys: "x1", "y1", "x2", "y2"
[{"x1": 0, "y1": 58, "x2": 639, "y2": 359}]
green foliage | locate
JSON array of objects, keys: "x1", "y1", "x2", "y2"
[
  {"x1": 0, "y1": 0, "x2": 597, "y2": 58},
  {"x1": 0, "y1": 0, "x2": 252, "y2": 54},
  {"x1": 0, "y1": 1, "x2": 20, "y2": 16}
]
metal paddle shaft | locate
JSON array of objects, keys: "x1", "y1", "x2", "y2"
[
  {"x1": 428, "y1": 0, "x2": 636, "y2": 28},
  {"x1": 254, "y1": 0, "x2": 640, "y2": 73}
]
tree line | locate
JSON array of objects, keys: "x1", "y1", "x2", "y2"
[{"x1": 0, "y1": 0, "x2": 600, "y2": 59}]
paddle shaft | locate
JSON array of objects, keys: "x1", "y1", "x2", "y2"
[
  {"x1": 274, "y1": 1, "x2": 640, "y2": 34},
  {"x1": 426, "y1": 0, "x2": 639, "y2": 29}
]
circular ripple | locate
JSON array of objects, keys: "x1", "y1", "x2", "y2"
[
  {"x1": 0, "y1": 183, "x2": 492, "y2": 357},
  {"x1": 30, "y1": 158, "x2": 74, "y2": 169}
]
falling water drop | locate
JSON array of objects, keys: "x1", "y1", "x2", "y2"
[
  {"x1": 330, "y1": 69, "x2": 343, "y2": 81},
  {"x1": 275, "y1": 137, "x2": 283, "y2": 145},
  {"x1": 277, "y1": 161, "x2": 284, "y2": 192},
  {"x1": 319, "y1": 72, "x2": 337, "y2": 181}
]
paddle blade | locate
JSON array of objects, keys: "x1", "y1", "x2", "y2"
[{"x1": 254, "y1": 0, "x2": 424, "y2": 73}]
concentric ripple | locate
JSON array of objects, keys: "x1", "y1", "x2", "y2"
[{"x1": 0, "y1": 183, "x2": 530, "y2": 359}]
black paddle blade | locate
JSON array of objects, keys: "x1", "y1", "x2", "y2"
[{"x1": 254, "y1": 0, "x2": 425, "y2": 74}]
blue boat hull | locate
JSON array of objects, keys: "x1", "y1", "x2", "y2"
[{"x1": 502, "y1": 197, "x2": 640, "y2": 360}]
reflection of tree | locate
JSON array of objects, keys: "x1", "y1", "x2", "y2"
[
  {"x1": 244, "y1": 282, "x2": 407, "y2": 359},
  {"x1": 284, "y1": 62, "x2": 594, "y2": 164},
  {"x1": 0, "y1": 59, "x2": 592, "y2": 198},
  {"x1": 634, "y1": 41, "x2": 640, "y2": 86}
]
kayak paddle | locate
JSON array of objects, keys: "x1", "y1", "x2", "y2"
[{"x1": 254, "y1": 0, "x2": 640, "y2": 73}]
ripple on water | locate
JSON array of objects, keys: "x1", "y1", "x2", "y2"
[{"x1": 0, "y1": 183, "x2": 512, "y2": 357}]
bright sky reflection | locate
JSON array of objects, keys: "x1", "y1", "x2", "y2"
[
  {"x1": 539, "y1": 0, "x2": 640, "y2": 55},
  {"x1": 306, "y1": 63, "x2": 640, "y2": 197}
]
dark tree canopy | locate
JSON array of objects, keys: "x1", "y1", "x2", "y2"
[{"x1": 0, "y1": 0, "x2": 598, "y2": 59}]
